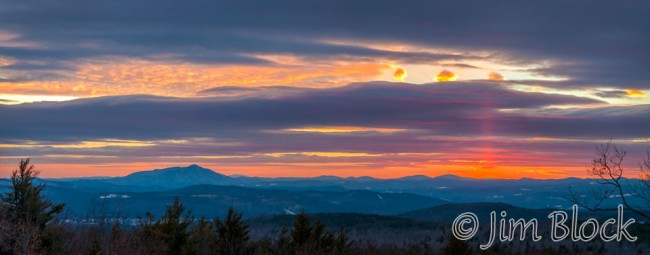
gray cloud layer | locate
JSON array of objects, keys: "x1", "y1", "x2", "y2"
[
  {"x1": 3, "y1": 82, "x2": 645, "y2": 145},
  {"x1": 1, "y1": 0, "x2": 649, "y2": 89},
  {"x1": 2, "y1": 82, "x2": 648, "y2": 171}
]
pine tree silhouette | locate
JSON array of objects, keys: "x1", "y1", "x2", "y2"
[
  {"x1": 185, "y1": 217, "x2": 217, "y2": 255},
  {"x1": 290, "y1": 211, "x2": 312, "y2": 249},
  {"x1": 157, "y1": 196, "x2": 193, "y2": 254},
  {"x1": 335, "y1": 226, "x2": 353, "y2": 254},
  {"x1": 215, "y1": 207, "x2": 250, "y2": 255},
  {"x1": 0, "y1": 158, "x2": 64, "y2": 254},
  {"x1": 136, "y1": 196, "x2": 193, "y2": 254}
]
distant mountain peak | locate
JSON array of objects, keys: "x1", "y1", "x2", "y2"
[
  {"x1": 314, "y1": 175, "x2": 343, "y2": 180},
  {"x1": 115, "y1": 164, "x2": 232, "y2": 188},
  {"x1": 165, "y1": 164, "x2": 210, "y2": 171},
  {"x1": 434, "y1": 174, "x2": 464, "y2": 179},
  {"x1": 124, "y1": 164, "x2": 219, "y2": 176},
  {"x1": 397, "y1": 175, "x2": 432, "y2": 181},
  {"x1": 347, "y1": 176, "x2": 376, "y2": 181}
]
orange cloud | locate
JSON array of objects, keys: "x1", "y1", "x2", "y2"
[
  {"x1": 0, "y1": 57, "x2": 390, "y2": 97},
  {"x1": 435, "y1": 70, "x2": 457, "y2": 82},
  {"x1": 626, "y1": 89, "x2": 646, "y2": 98},
  {"x1": 488, "y1": 71, "x2": 504, "y2": 81},
  {"x1": 393, "y1": 68, "x2": 407, "y2": 82}
]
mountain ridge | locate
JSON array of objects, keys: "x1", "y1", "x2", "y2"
[
  {"x1": 108, "y1": 164, "x2": 232, "y2": 188},
  {"x1": 3, "y1": 164, "x2": 648, "y2": 212}
]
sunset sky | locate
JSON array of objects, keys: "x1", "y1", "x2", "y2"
[{"x1": 0, "y1": 0, "x2": 649, "y2": 179}]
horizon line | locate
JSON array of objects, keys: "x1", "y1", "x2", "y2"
[{"x1": 12, "y1": 163, "x2": 598, "y2": 181}]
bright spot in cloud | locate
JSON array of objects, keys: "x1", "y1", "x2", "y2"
[
  {"x1": 0, "y1": 94, "x2": 78, "y2": 105},
  {"x1": 264, "y1": 151, "x2": 380, "y2": 158},
  {"x1": 0, "y1": 139, "x2": 155, "y2": 149},
  {"x1": 394, "y1": 68, "x2": 407, "y2": 82},
  {"x1": 284, "y1": 126, "x2": 404, "y2": 133},
  {"x1": 626, "y1": 89, "x2": 646, "y2": 98},
  {"x1": 435, "y1": 70, "x2": 457, "y2": 82},
  {"x1": 488, "y1": 71, "x2": 504, "y2": 81}
]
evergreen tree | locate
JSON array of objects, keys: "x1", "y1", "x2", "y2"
[
  {"x1": 290, "y1": 211, "x2": 312, "y2": 249},
  {"x1": 311, "y1": 220, "x2": 325, "y2": 249},
  {"x1": 135, "y1": 211, "x2": 158, "y2": 247},
  {"x1": 215, "y1": 207, "x2": 250, "y2": 255},
  {"x1": 135, "y1": 197, "x2": 193, "y2": 254},
  {"x1": 156, "y1": 196, "x2": 193, "y2": 254},
  {"x1": 310, "y1": 220, "x2": 335, "y2": 252},
  {"x1": 185, "y1": 217, "x2": 217, "y2": 255},
  {"x1": 335, "y1": 226, "x2": 353, "y2": 254},
  {"x1": 0, "y1": 158, "x2": 64, "y2": 254}
]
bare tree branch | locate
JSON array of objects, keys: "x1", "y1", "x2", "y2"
[{"x1": 572, "y1": 142, "x2": 650, "y2": 220}]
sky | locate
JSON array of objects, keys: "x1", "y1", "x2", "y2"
[{"x1": 0, "y1": 0, "x2": 649, "y2": 179}]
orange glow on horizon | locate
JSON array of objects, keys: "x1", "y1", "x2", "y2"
[{"x1": 0, "y1": 161, "x2": 595, "y2": 180}]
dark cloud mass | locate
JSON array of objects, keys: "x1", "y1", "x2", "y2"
[
  {"x1": 0, "y1": 0, "x2": 648, "y2": 89},
  {"x1": 1, "y1": 82, "x2": 635, "y2": 145},
  {"x1": 594, "y1": 90, "x2": 629, "y2": 99}
]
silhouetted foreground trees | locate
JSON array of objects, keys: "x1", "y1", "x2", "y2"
[
  {"x1": 0, "y1": 159, "x2": 64, "y2": 254},
  {"x1": 1, "y1": 159, "x2": 648, "y2": 254}
]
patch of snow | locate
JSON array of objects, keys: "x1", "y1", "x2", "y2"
[
  {"x1": 609, "y1": 193, "x2": 633, "y2": 198},
  {"x1": 99, "y1": 194, "x2": 130, "y2": 199}
]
